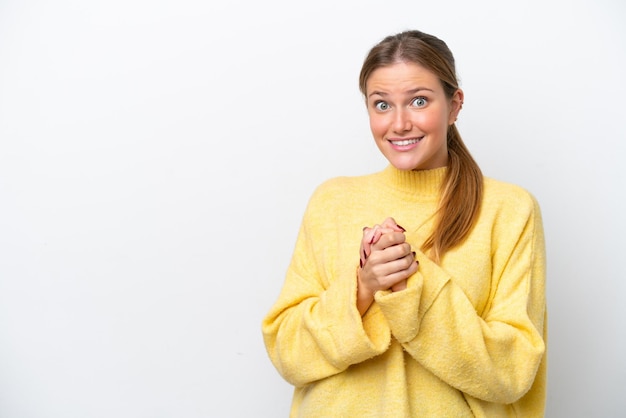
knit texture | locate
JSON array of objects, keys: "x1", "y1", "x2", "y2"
[{"x1": 262, "y1": 165, "x2": 547, "y2": 417}]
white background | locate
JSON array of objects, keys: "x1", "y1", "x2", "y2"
[{"x1": 1, "y1": 0, "x2": 625, "y2": 417}]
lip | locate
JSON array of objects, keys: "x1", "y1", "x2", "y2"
[{"x1": 387, "y1": 136, "x2": 423, "y2": 151}]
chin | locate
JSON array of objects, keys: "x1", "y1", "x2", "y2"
[
  {"x1": 388, "y1": 157, "x2": 422, "y2": 171},
  {"x1": 391, "y1": 163, "x2": 418, "y2": 171}
]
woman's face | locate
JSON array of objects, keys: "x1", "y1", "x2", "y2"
[{"x1": 365, "y1": 61, "x2": 463, "y2": 171}]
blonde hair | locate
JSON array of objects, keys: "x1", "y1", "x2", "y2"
[{"x1": 359, "y1": 30, "x2": 483, "y2": 262}]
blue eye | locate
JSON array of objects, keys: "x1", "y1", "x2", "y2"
[
  {"x1": 375, "y1": 101, "x2": 390, "y2": 111},
  {"x1": 412, "y1": 97, "x2": 427, "y2": 107}
]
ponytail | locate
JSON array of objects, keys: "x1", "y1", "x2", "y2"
[{"x1": 422, "y1": 124, "x2": 483, "y2": 262}]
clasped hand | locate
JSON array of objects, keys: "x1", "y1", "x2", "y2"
[{"x1": 356, "y1": 217, "x2": 419, "y2": 315}]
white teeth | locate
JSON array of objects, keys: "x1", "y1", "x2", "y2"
[{"x1": 391, "y1": 138, "x2": 420, "y2": 146}]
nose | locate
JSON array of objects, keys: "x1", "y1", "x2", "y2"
[{"x1": 393, "y1": 109, "x2": 411, "y2": 133}]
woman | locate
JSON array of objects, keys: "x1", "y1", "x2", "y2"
[{"x1": 262, "y1": 30, "x2": 547, "y2": 417}]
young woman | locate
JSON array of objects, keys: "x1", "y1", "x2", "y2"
[{"x1": 262, "y1": 30, "x2": 547, "y2": 417}]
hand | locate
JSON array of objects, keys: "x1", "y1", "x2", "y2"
[
  {"x1": 357, "y1": 218, "x2": 419, "y2": 315},
  {"x1": 359, "y1": 218, "x2": 401, "y2": 268}
]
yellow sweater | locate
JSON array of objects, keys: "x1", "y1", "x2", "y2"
[{"x1": 262, "y1": 165, "x2": 547, "y2": 417}]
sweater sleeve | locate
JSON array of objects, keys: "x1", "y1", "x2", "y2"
[
  {"x1": 375, "y1": 192, "x2": 546, "y2": 404},
  {"x1": 261, "y1": 187, "x2": 391, "y2": 387}
]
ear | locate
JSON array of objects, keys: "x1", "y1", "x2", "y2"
[{"x1": 448, "y1": 89, "x2": 464, "y2": 125}]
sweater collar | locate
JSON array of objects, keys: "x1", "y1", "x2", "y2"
[{"x1": 379, "y1": 165, "x2": 447, "y2": 198}]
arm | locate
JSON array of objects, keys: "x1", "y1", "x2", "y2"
[
  {"x1": 375, "y1": 194, "x2": 546, "y2": 403},
  {"x1": 261, "y1": 204, "x2": 392, "y2": 387}
]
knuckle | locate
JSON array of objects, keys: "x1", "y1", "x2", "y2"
[
  {"x1": 370, "y1": 263, "x2": 384, "y2": 277},
  {"x1": 402, "y1": 257, "x2": 413, "y2": 269}
]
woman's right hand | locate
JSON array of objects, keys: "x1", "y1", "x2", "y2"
[{"x1": 356, "y1": 218, "x2": 419, "y2": 315}]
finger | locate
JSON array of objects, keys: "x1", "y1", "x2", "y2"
[
  {"x1": 362, "y1": 225, "x2": 387, "y2": 259},
  {"x1": 359, "y1": 243, "x2": 368, "y2": 268},
  {"x1": 381, "y1": 217, "x2": 406, "y2": 233},
  {"x1": 378, "y1": 257, "x2": 419, "y2": 290},
  {"x1": 367, "y1": 227, "x2": 398, "y2": 257},
  {"x1": 371, "y1": 231, "x2": 408, "y2": 252},
  {"x1": 362, "y1": 224, "x2": 400, "y2": 264},
  {"x1": 391, "y1": 280, "x2": 407, "y2": 292},
  {"x1": 367, "y1": 249, "x2": 414, "y2": 276},
  {"x1": 363, "y1": 225, "x2": 379, "y2": 245},
  {"x1": 372, "y1": 228, "x2": 383, "y2": 246},
  {"x1": 361, "y1": 227, "x2": 375, "y2": 261}
]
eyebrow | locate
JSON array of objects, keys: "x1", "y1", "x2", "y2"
[{"x1": 368, "y1": 87, "x2": 434, "y2": 98}]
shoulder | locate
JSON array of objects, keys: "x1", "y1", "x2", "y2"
[
  {"x1": 308, "y1": 172, "x2": 378, "y2": 204},
  {"x1": 482, "y1": 177, "x2": 542, "y2": 219},
  {"x1": 299, "y1": 172, "x2": 380, "y2": 226}
]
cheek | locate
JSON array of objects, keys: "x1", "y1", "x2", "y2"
[
  {"x1": 368, "y1": 115, "x2": 387, "y2": 138},
  {"x1": 417, "y1": 109, "x2": 448, "y2": 131}
]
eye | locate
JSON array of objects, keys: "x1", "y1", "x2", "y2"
[
  {"x1": 411, "y1": 97, "x2": 428, "y2": 108},
  {"x1": 374, "y1": 101, "x2": 390, "y2": 111}
]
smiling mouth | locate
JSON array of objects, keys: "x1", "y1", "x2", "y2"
[{"x1": 389, "y1": 137, "x2": 422, "y2": 146}]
